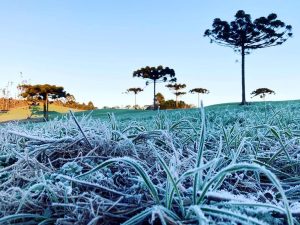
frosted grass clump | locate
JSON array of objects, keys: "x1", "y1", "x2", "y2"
[{"x1": 0, "y1": 101, "x2": 300, "y2": 224}]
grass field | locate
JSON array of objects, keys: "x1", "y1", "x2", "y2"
[
  {"x1": 1, "y1": 100, "x2": 300, "y2": 224},
  {"x1": 0, "y1": 104, "x2": 82, "y2": 122}
]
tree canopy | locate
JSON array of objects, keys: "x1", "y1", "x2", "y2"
[
  {"x1": 204, "y1": 10, "x2": 292, "y2": 51},
  {"x1": 19, "y1": 84, "x2": 67, "y2": 100},
  {"x1": 174, "y1": 91, "x2": 186, "y2": 97},
  {"x1": 126, "y1": 88, "x2": 143, "y2": 95},
  {"x1": 189, "y1": 88, "x2": 210, "y2": 95},
  {"x1": 251, "y1": 88, "x2": 275, "y2": 99},
  {"x1": 166, "y1": 83, "x2": 186, "y2": 91},
  {"x1": 133, "y1": 66, "x2": 176, "y2": 83}
]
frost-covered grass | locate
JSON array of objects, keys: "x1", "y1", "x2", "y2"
[{"x1": 1, "y1": 102, "x2": 300, "y2": 224}]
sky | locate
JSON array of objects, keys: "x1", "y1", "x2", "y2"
[{"x1": 0, "y1": 0, "x2": 299, "y2": 108}]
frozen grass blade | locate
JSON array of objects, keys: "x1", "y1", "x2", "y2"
[
  {"x1": 193, "y1": 102, "x2": 206, "y2": 204},
  {"x1": 187, "y1": 205, "x2": 208, "y2": 224},
  {"x1": 77, "y1": 156, "x2": 160, "y2": 204},
  {"x1": 0, "y1": 214, "x2": 47, "y2": 223},
  {"x1": 16, "y1": 183, "x2": 46, "y2": 213},
  {"x1": 197, "y1": 163, "x2": 294, "y2": 225},
  {"x1": 201, "y1": 206, "x2": 267, "y2": 225},
  {"x1": 121, "y1": 207, "x2": 153, "y2": 225},
  {"x1": 69, "y1": 110, "x2": 93, "y2": 149},
  {"x1": 152, "y1": 145, "x2": 184, "y2": 215},
  {"x1": 268, "y1": 126, "x2": 292, "y2": 163}
]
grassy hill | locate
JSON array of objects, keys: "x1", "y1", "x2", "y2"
[
  {"x1": 72, "y1": 99, "x2": 300, "y2": 121},
  {"x1": 2, "y1": 99, "x2": 300, "y2": 123},
  {"x1": 0, "y1": 104, "x2": 82, "y2": 122}
]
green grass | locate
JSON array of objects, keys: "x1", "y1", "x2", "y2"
[{"x1": 70, "y1": 99, "x2": 300, "y2": 123}]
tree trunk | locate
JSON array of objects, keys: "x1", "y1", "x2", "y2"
[
  {"x1": 153, "y1": 80, "x2": 156, "y2": 110},
  {"x1": 134, "y1": 94, "x2": 137, "y2": 110},
  {"x1": 198, "y1": 93, "x2": 200, "y2": 108},
  {"x1": 241, "y1": 45, "x2": 246, "y2": 105},
  {"x1": 47, "y1": 98, "x2": 49, "y2": 118},
  {"x1": 5, "y1": 98, "x2": 8, "y2": 110},
  {"x1": 43, "y1": 100, "x2": 46, "y2": 119},
  {"x1": 175, "y1": 94, "x2": 178, "y2": 108},
  {"x1": 43, "y1": 94, "x2": 49, "y2": 121}
]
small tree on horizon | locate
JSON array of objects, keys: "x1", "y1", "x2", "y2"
[
  {"x1": 204, "y1": 10, "x2": 292, "y2": 105},
  {"x1": 155, "y1": 92, "x2": 165, "y2": 107},
  {"x1": 251, "y1": 88, "x2": 275, "y2": 100},
  {"x1": 133, "y1": 66, "x2": 176, "y2": 110},
  {"x1": 165, "y1": 83, "x2": 186, "y2": 108},
  {"x1": 18, "y1": 84, "x2": 68, "y2": 120},
  {"x1": 189, "y1": 88, "x2": 210, "y2": 108},
  {"x1": 126, "y1": 87, "x2": 143, "y2": 109},
  {"x1": 87, "y1": 101, "x2": 95, "y2": 110}
]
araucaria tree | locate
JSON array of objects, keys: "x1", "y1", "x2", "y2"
[
  {"x1": 166, "y1": 83, "x2": 186, "y2": 108},
  {"x1": 18, "y1": 84, "x2": 67, "y2": 120},
  {"x1": 126, "y1": 87, "x2": 143, "y2": 109},
  {"x1": 204, "y1": 10, "x2": 292, "y2": 105},
  {"x1": 190, "y1": 88, "x2": 209, "y2": 107},
  {"x1": 251, "y1": 88, "x2": 275, "y2": 100},
  {"x1": 133, "y1": 66, "x2": 176, "y2": 109}
]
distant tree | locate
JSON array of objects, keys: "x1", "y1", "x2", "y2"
[
  {"x1": 165, "y1": 83, "x2": 186, "y2": 108},
  {"x1": 126, "y1": 87, "x2": 143, "y2": 109},
  {"x1": 133, "y1": 66, "x2": 176, "y2": 109},
  {"x1": 251, "y1": 88, "x2": 275, "y2": 100},
  {"x1": 161, "y1": 100, "x2": 191, "y2": 110},
  {"x1": 0, "y1": 82, "x2": 13, "y2": 110},
  {"x1": 18, "y1": 84, "x2": 67, "y2": 120},
  {"x1": 87, "y1": 101, "x2": 95, "y2": 110},
  {"x1": 155, "y1": 92, "x2": 165, "y2": 106},
  {"x1": 190, "y1": 88, "x2": 210, "y2": 107},
  {"x1": 63, "y1": 95, "x2": 96, "y2": 110},
  {"x1": 204, "y1": 10, "x2": 292, "y2": 105},
  {"x1": 162, "y1": 100, "x2": 176, "y2": 109},
  {"x1": 66, "y1": 94, "x2": 76, "y2": 103},
  {"x1": 151, "y1": 92, "x2": 191, "y2": 110}
]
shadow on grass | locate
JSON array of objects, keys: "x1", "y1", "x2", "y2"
[{"x1": 35, "y1": 110, "x2": 64, "y2": 117}]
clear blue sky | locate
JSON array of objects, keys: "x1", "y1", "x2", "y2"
[{"x1": 0, "y1": 0, "x2": 299, "y2": 107}]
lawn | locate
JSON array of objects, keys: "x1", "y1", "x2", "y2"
[{"x1": 1, "y1": 100, "x2": 300, "y2": 224}]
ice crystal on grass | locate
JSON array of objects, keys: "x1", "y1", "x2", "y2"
[{"x1": 61, "y1": 162, "x2": 83, "y2": 176}]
